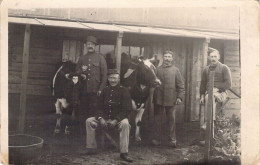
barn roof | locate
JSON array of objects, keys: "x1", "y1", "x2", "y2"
[{"x1": 8, "y1": 16, "x2": 239, "y2": 40}]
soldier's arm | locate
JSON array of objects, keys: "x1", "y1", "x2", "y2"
[
  {"x1": 175, "y1": 69, "x2": 185, "y2": 101},
  {"x1": 219, "y1": 65, "x2": 232, "y2": 91}
]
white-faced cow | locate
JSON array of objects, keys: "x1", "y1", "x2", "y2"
[
  {"x1": 51, "y1": 61, "x2": 85, "y2": 135},
  {"x1": 120, "y1": 54, "x2": 161, "y2": 141}
]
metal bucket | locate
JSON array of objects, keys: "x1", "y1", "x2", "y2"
[{"x1": 9, "y1": 134, "x2": 44, "y2": 164}]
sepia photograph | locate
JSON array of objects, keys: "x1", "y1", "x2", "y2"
[{"x1": 0, "y1": 0, "x2": 259, "y2": 164}]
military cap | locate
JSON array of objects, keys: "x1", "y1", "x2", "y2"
[
  {"x1": 85, "y1": 36, "x2": 98, "y2": 44},
  {"x1": 208, "y1": 47, "x2": 219, "y2": 55},
  {"x1": 108, "y1": 69, "x2": 119, "y2": 75}
]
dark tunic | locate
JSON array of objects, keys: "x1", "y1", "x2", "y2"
[
  {"x1": 200, "y1": 61, "x2": 232, "y2": 95},
  {"x1": 76, "y1": 52, "x2": 107, "y2": 94},
  {"x1": 97, "y1": 85, "x2": 132, "y2": 121}
]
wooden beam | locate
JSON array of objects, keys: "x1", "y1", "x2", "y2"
[
  {"x1": 202, "y1": 38, "x2": 211, "y2": 67},
  {"x1": 115, "y1": 31, "x2": 123, "y2": 73},
  {"x1": 18, "y1": 24, "x2": 31, "y2": 133},
  {"x1": 204, "y1": 69, "x2": 215, "y2": 162}
]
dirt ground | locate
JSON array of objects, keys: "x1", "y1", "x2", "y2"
[{"x1": 10, "y1": 111, "x2": 239, "y2": 165}]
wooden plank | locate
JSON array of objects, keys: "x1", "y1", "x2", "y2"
[
  {"x1": 190, "y1": 40, "x2": 201, "y2": 121},
  {"x1": 9, "y1": 71, "x2": 52, "y2": 82},
  {"x1": 9, "y1": 84, "x2": 51, "y2": 96},
  {"x1": 224, "y1": 59, "x2": 240, "y2": 67},
  {"x1": 225, "y1": 98, "x2": 241, "y2": 110},
  {"x1": 229, "y1": 67, "x2": 241, "y2": 74},
  {"x1": 13, "y1": 47, "x2": 60, "y2": 56},
  {"x1": 75, "y1": 41, "x2": 82, "y2": 63},
  {"x1": 62, "y1": 40, "x2": 70, "y2": 61},
  {"x1": 69, "y1": 40, "x2": 77, "y2": 62},
  {"x1": 9, "y1": 75, "x2": 50, "y2": 86},
  {"x1": 205, "y1": 70, "x2": 214, "y2": 162},
  {"x1": 9, "y1": 62, "x2": 56, "y2": 73},
  {"x1": 115, "y1": 32, "x2": 123, "y2": 74},
  {"x1": 19, "y1": 24, "x2": 31, "y2": 133},
  {"x1": 185, "y1": 43, "x2": 192, "y2": 122},
  {"x1": 10, "y1": 53, "x2": 61, "y2": 64}
]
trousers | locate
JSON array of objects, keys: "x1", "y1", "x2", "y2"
[
  {"x1": 201, "y1": 90, "x2": 228, "y2": 130},
  {"x1": 86, "y1": 117, "x2": 131, "y2": 153},
  {"x1": 153, "y1": 105, "x2": 176, "y2": 144}
]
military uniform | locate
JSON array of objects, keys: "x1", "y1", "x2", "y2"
[
  {"x1": 86, "y1": 84, "x2": 132, "y2": 153},
  {"x1": 76, "y1": 52, "x2": 108, "y2": 132},
  {"x1": 153, "y1": 63, "x2": 185, "y2": 145}
]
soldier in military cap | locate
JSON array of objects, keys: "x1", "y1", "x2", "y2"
[
  {"x1": 76, "y1": 36, "x2": 108, "y2": 133},
  {"x1": 85, "y1": 69, "x2": 134, "y2": 162}
]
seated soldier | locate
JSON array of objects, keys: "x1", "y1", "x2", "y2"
[
  {"x1": 85, "y1": 69, "x2": 134, "y2": 163},
  {"x1": 199, "y1": 47, "x2": 232, "y2": 143}
]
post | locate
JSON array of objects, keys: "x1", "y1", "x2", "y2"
[
  {"x1": 204, "y1": 69, "x2": 215, "y2": 162},
  {"x1": 18, "y1": 24, "x2": 31, "y2": 133},
  {"x1": 200, "y1": 38, "x2": 210, "y2": 134},
  {"x1": 115, "y1": 31, "x2": 123, "y2": 74}
]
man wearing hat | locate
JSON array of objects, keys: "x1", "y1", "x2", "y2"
[
  {"x1": 152, "y1": 50, "x2": 185, "y2": 148},
  {"x1": 85, "y1": 69, "x2": 133, "y2": 162},
  {"x1": 199, "y1": 47, "x2": 232, "y2": 143},
  {"x1": 76, "y1": 36, "x2": 108, "y2": 133}
]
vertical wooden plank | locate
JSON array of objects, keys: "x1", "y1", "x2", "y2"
[
  {"x1": 185, "y1": 42, "x2": 192, "y2": 122},
  {"x1": 115, "y1": 32, "x2": 123, "y2": 74},
  {"x1": 18, "y1": 24, "x2": 31, "y2": 133},
  {"x1": 200, "y1": 38, "x2": 210, "y2": 127},
  {"x1": 75, "y1": 41, "x2": 82, "y2": 63},
  {"x1": 204, "y1": 70, "x2": 215, "y2": 162},
  {"x1": 69, "y1": 40, "x2": 77, "y2": 62},
  {"x1": 62, "y1": 40, "x2": 70, "y2": 61}
]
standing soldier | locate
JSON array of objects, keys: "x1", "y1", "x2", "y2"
[
  {"x1": 199, "y1": 47, "x2": 232, "y2": 143},
  {"x1": 152, "y1": 50, "x2": 185, "y2": 148},
  {"x1": 76, "y1": 36, "x2": 108, "y2": 134},
  {"x1": 85, "y1": 69, "x2": 133, "y2": 162}
]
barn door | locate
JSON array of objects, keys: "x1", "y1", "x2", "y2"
[{"x1": 62, "y1": 40, "x2": 83, "y2": 63}]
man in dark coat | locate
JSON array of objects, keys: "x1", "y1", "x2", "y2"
[
  {"x1": 85, "y1": 69, "x2": 133, "y2": 162},
  {"x1": 152, "y1": 50, "x2": 185, "y2": 148},
  {"x1": 199, "y1": 47, "x2": 232, "y2": 142},
  {"x1": 76, "y1": 36, "x2": 108, "y2": 133}
]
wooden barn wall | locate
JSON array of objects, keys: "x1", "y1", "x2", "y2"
[
  {"x1": 223, "y1": 40, "x2": 241, "y2": 117},
  {"x1": 8, "y1": 24, "x2": 63, "y2": 132},
  {"x1": 143, "y1": 36, "x2": 193, "y2": 123}
]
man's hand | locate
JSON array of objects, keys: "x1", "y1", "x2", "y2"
[
  {"x1": 200, "y1": 96, "x2": 205, "y2": 104},
  {"x1": 65, "y1": 74, "x2": 70, "y2": 79},
  {"x1": 176, "y1": 98, "x2": 182, "y2": 105},
  {"x1": 107, "y1": 119, "x2": 117, "y2": 129},
  {"x1": 81, "y1": 74, "x2": 86, "y2": 80},
  {"x1": 99, "y1": 118, "x2": 107, "y2": 129},
  {"x1": 97, "y1": 90, "x2": 102, "y2": 96}
]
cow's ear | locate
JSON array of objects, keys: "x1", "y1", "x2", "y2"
[{"x1": 123, "y1": 68, "x2": 135, "y2": 78}]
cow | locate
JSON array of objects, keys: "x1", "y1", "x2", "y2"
[
  {"x1": 51, "y1": 60, "x2": 85, "y2": 135},
  {"x1": 120, "y1": 53, "x2": 161, "y2": 142}
]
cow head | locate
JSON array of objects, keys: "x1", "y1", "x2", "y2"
[{"x1": 123, "y1": 56, "x2": 161, "y2": 87}]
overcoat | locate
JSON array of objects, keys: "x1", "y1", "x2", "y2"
[{"x1": 153, "y1": 64, "x2": 185, "y2": 106}]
